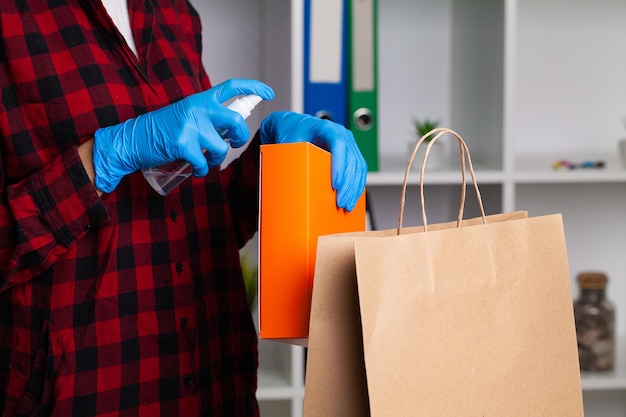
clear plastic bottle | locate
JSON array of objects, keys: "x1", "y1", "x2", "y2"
[
  {"x1": 573, "y1": 272, "x2": 615, "y2": 371},
  {"x1": 142, "y1": 94, "x2": 263, "y2": 196}
]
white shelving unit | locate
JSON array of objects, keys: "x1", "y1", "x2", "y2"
[
  {"x1": 370, "y1": 1, "x2": 626, "y2": 417},
  {"x1": 256, "y1": 340, "x2": 305, "y2": 417},
  {"x1": 195, "y1": 0, "x2": 626, "y2": 416}
]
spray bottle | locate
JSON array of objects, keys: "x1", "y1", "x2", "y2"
[{"x1": 142, "y1": 94, "x2": 264, "y2": 196}]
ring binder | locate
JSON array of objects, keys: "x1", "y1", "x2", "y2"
[
  {"x1": 348, "y1": 0, "x2": 378, "y2": 171},
  {"x1": 303, "y1": 0, "x2": 348, "y2": 126}
]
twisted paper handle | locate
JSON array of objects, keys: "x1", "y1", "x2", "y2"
[{"x1": 397, "y1": 127, "x2": 486, "y2": 235}]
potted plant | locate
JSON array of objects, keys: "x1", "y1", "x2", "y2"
[
  {"x1": 413, "y1": 118, "x2": 440, "y2": 142},
  {"x1": 409, "y1": 117, "x2": 445, "y2": 170}
]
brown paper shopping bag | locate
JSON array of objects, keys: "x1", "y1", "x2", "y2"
[{"x1": 304, "y1": 128, "x2": 583, "y2": 417}]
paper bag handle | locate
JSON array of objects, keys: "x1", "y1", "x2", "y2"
[{"x1": 398, "y1": 127, "x2": 486, "y2": 234}]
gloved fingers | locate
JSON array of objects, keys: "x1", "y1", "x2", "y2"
[
  {"x1": 176, "y1": 136, "x2": 209, "y2": 178},
  {"x1": 194, "y1": 79, "x2": 273, "y2": 148},
  {"x1": 186, "y1": 118, "x2": 230, "y2": 176},
  {"x1": 201, "y1": 138, "x2": 229, "y2": 171},
  {"x1": 332, "y1": 150, "x2": 368, "y2": 211},
  {"x1": 199, "y1": 130, "x2": 230, "y2": 170},
  {"x1": 326, "y1": 139, "x2": 353, "y2": 208},
  {"x1": 314, "y1": 122, "x2": 368, "y2": 211},
  {"x1": 180, "y1": 94, "x2": 250, "y2": 149},
  {"x1": 209, "y1": 78, "x2": 275, "y2": 103},
  {"x1": 183, "y1": 142, "x2": 228, "y2": 177},
  {"x1": 212, "y1": 109, "x2": 251, "y2": 148},
  {"x1": 93, "y1": 123, "x2": 127, "y2": 193},
  {"x1": 335, "y1": 149, "x2": 368, "y2": 211},
  {"x1": 259, "y1": 112, "x2": 279, "y2": 144},
  {"x1": 260, "y1": 111, "x2": 313, "y2": 144}
]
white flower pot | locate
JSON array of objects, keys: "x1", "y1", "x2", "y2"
[{"x1": 408, "y1": 140, "x2": 446, "y2": 171}]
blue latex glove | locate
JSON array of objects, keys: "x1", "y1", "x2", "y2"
[
  {"x1": 260, "y1": 111, "x2": 367, "y2": 211},
  {"x1": 93, "y1": 79, "x2": 275, "y2": 193}
]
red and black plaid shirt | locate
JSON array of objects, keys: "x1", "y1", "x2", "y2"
[{"x1": 0, "y1": 1, "x2": 261, "y2": 416}]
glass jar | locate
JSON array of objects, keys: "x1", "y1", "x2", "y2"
[{"x1": 573, "y1": 272, "x2": 615, "y2": 371}]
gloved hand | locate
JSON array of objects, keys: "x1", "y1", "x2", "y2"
[
  {"x1": 93, "y1": 79, "x2": 274, "y2": 193},
  {"x1": 260, "y1": 111, "x2": 367, "y2": 211}
]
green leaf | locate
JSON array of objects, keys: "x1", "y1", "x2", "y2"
[{"x1": 413, "y1": 118, "x2": 440, "y2": 141}]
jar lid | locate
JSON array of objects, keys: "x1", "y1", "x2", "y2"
[{"x1": 577, "y1": 272, "x2": 608, "y2": 289}]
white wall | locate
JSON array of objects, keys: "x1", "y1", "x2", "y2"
[
  {"x1": 189, "y1": 0, "x2": 267, "y2": 165},
  {"x1": 190, "y1": 0, "x2": 264, "y2": 83},
  {"x1": 514, "y1": 0, "x2": 626, "y2": 155}
]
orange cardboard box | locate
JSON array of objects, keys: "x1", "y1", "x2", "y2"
[{"x1": 258, "y1": 142, "x2": 366, "y2": 346}]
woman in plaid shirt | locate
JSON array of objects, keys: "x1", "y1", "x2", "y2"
[{"x1": 0, "y1": 1, "x2": 366, "y2": 416}]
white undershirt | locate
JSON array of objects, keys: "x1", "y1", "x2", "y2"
[{"x1": 101, "y1": 0, "x2": 138, "y2": 55}]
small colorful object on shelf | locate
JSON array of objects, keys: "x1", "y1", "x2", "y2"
[
  {"x1": 552, "y1": 160, "x2": 577, "y2": 170},
  {"x1": 552, "y1": 159, "x2": 605, "y2": 170}
]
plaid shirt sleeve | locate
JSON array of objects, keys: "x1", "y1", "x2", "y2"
[{"x1": 1, "y1": 147, "x2": 109, "y2": 292}]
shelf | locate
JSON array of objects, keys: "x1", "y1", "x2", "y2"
[
  {"x1": 365, "y1": 153, "x2": 626, "y2": 186},
  {"x1": 514, "y1": 153, "x2": 626, "y2": 184},
  {"x1": 257, "y1": 370, "x2": 305, "y2": 400},
  {"x1": 513, "y1": 170, "x2": 626, "y2": 184},
  {"x1": 582, "y1": 371, "x2": 626, "y2": 392},
  {"x1": 367, "y1": 153, "x2": 504, "y2": 186},
  {"x1": 366, "y1": 170, "x2": 505, "y2": 186},
  {"x1": 257, "y1": 368, "x2": 292, "y2": 390}
]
